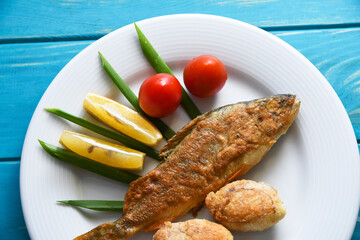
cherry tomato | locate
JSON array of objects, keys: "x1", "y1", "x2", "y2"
[
  {"x1": 183, "y1": 55, "x2": 228, "y2": 98},
  {"x1": 139, "y1": 73, "x2": 183, "y2": 118}
]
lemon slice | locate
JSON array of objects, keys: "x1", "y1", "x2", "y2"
[
  {"x1": 60, "y1": 131, "x2": 145, "y2": 171},
  {"x1": 83, "y1": 92, "x2": 162, "y2": 147}
]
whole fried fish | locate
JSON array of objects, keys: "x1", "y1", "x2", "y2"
[{"x1": 75, "y1": 94, "x2": 300, "y2": 240}]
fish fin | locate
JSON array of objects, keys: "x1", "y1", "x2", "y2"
[
  {"x1": 226, "y1": 165, "x2": 250, "y2": 184},
  {"x1": 191, "y1": 202, "x2": 204, "y2": 217},
  {"x1": 159, "y1": 102, "x2": 239, "y2": 159},
  {"x1": 159, "y1": 115, "x2": 203, "y2": 158},
  {"x1": 143, "y1": 221, "x2": 169, "y2": 231}
]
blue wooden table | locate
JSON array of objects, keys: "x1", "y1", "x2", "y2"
[{"x1": 1, "y1": 1, "x2": 360, "y2": 239}]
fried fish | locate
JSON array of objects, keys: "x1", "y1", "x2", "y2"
[{"x1": 75, "y1": 94, "x2": 300, "y2": 239}]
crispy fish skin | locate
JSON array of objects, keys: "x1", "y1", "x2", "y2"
[{"x1": 75, "y1": 94, "x2": 300, "y2": 240}]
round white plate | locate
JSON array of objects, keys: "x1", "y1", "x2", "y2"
[{"x1": 20, "y1": 14, "x2": 360, "y2": 240}]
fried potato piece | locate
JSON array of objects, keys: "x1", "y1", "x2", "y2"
[
  {"x1": 205, "y1": 180, "x2": 286, "y2": 231},
  {"x1": 153, "y1": 219, "x2": 233, "y2": 240}
]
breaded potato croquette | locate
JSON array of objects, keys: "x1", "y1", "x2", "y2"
[
  {"x1": 153, "y1": 219, "x2": 233, "y2": 240},
  {"x1": 205, "y1": 180, "x2": 286, "y2": 231}
]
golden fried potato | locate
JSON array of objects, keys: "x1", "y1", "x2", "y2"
[
  {"x1": 153, "y1": 219, "x2": 233, "y2": 240},
  {"x1": 205, "y1": 180, "x2": 286, "y2": 231}
]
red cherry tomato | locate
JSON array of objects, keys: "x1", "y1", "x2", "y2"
[
  {"x1": 183, "y1": 55, "x2": 228, "y2": 98},
  {"x1": 139, "y1": 73, "x2": 183, "y2": 118}
]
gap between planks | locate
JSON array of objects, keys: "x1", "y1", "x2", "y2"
[
  {"x1": 0, "y1": 157, "x2": 21, "y2": 162},
  {"x1": 1, "y1": 23, "x2": 360, "y2": 45}
]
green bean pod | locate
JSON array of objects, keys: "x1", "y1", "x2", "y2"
[
  {"x1": 44, "y1": 108, "x2": 161, "y2": 161},
  {"x1": 58, "y1": 200, "x2": 123, "y2": 211},
  {"x1": 39, "y1": 140, "x2": 140, "y2": 184},
  {"x1": 99, "y1": 52, "x2": 175, "y2": 140},
  {"x1": 134, "y1": 23, "x2": 202, "y2": 119}
]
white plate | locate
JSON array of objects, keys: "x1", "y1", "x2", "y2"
[{"x1": 20, "y1": 14, "x2": 360, "y2": 240}]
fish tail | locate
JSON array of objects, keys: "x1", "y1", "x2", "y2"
[
  {"x1": 73, "y1": 221, "x2": 131, "y2": 240},
  {"x1": 74, "y1": 218, "x2": 138, "y2": 240}
]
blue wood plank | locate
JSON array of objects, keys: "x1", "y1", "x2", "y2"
[
  {"x1": 353, "y1": 211, "x2": 360, "y2": 240},
  {"x1": 274, "y1": 28, "x2": 360, "y2": 138},
  {"x1": 0, "y1": 41, "x2": 92, "y2": 158},
  {"x1": 1, "y1": 28, "x2": 360, "y2": 159},
  {"x1": 1, "y1": 0, "x2": 360, "y2": 41},
  {"x1": 0, "y1": 161, "x2": 30, "y2": 239}
]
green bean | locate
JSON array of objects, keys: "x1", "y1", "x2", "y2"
[
  {"x1": 134, "y1": 23, "x2": 201, "y2": 119},
  {"x1": 39, "y1": 140, "x2": 140, "y2": 184},
  {"x1": 58, "y1": 200, "x2": 123, "y2": 211},
  {"x1": 98, "y1": 52, "x2": 175, "y2": 140},
  {"x1": 44, "y1": 108, "x2": 161, "y2": 161}
]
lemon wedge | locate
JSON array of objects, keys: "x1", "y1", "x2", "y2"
[
  {"x1": 83, "y1": 92, "x2": 162, "y2": 147},
  {"x1": 60, "y1": 131, "x2": 145, "y2": 171}
]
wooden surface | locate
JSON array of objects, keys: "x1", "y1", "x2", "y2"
[{"x1": 1, "y1": 1, "x2": 359, "y2": 239}]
